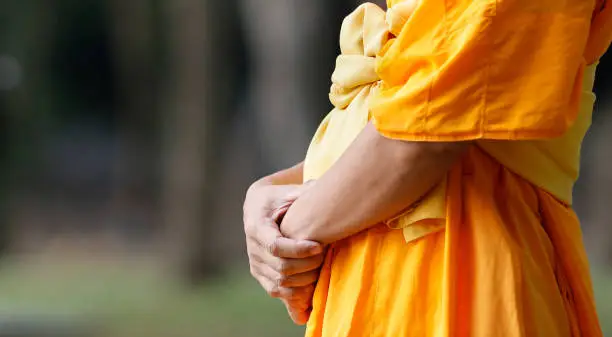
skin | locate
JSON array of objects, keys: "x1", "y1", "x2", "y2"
[
  {"x1": 243, "y1": 162, "x2": 324, "y2": 324},
  {"x1": 280, "y1": 123, "x2": 469, "y2": 243},
  {"x1": 244, "y1": 123, "x2": 469, "y2": 325}
]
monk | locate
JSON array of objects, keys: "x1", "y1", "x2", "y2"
[{"x1": 243, "y1": 0, "x2": 612, "y2": 335}]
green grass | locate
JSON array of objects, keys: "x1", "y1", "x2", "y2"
[
  {"x1": 0, "y1": 258, "x2": 611, "y2": 337},
  {"x1": 0, "y1": 258, "x2": 303, "y2": 337},
  {"x1": 592, "y1": 268, "x2": 612, "y2": 336}
]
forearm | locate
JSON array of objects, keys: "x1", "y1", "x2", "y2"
[
  {"x1": 255, "y1": 162, "x2": 304, "y2": 187},
  {"x1": 280, "y1": 123, "x2": 468, "y2": 245}
]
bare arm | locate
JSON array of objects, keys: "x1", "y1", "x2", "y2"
[{"x1": 280, "y1": 123, "x2": 469, "y2": 245}]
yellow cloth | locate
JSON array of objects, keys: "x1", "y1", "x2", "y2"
[
  {"x1": 304, "y1": 3, "x2": 448, "y2": 242},
  {"x1": 302, "y1": 0, "x2": 610, "y2": 335}
]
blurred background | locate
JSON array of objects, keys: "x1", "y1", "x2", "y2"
[{"x1": 0, "y1": 0, "x2": 611, "y2": 336}]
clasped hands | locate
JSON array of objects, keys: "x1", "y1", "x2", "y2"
[{"x1": 243, "y1": 180, "x2": 324, "y2": 325}]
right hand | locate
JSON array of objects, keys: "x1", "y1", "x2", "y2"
[{"x1": 243, "y1": 181, "x2": 324, "y2": 325}]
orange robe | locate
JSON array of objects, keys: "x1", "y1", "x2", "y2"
[{"x1": 302, "y1": 0, "x2": 612, "y2": 336}]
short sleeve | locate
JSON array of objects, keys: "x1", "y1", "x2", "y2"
[{"x1": 370, "y1": 0, "x2": 596, "y2": 141}]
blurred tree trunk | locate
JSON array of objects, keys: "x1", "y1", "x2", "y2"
[
  {"x1": 0, "y1": 104, "x2": 7, "y2": 255},
  {"x1": 580, "y1": 114, "x2": 612, "y2": 267},
  {"x1": 108, "y1": 0, "x2": 158, "y2": 243},
  {"x1": 239, "y1": 0, "x2": 331, "y2": 172},
  {"x1": 239, "y1": 0, "x2": 384, "y2": 173},
  {"x1": 1, "y1": 0, "x2": 58, "y2": 252},
  {"x1": 161, "y1": 0, "x2": 222, "y2": 282}
]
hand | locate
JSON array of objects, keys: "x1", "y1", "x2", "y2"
[
  {"x1": 281, "y1": 284, "x2": 317, "y2": 325},
  {"x1": 273, "y1": 192, "x2": 323, "y2": 326},
  {"x1": 244, "y1": 181, "x2": 324, "y2": 325}
]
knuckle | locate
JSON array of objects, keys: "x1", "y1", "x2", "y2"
[
  {"x1": 246, "y1": 250, "x2": 259, "y2": 264},
  {"x1": 243, "y1": 221, "x2": 254, "y2": 236},
  {"x1": 284, "y1": 288, "x2": 299, "y2": 300},
  {"x1": 277, "y1": 275, "x2": 291, "y2": 288},
  {"x1": 277, "y1": 260, "x2": 292, "y2": 276},
  {"x1": 246, "y1": 248, "x2": 258, "y2": 262},
  {"x1": 267, "y1": 285, "x2": 281, "y2": 298},
  {"x1": 266, "y1": 239, "x2": 280, "y2": 256}
]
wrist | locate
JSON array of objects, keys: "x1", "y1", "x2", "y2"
[{"x1": 279, "y1": 199, "x2": 318, "y2": 241}]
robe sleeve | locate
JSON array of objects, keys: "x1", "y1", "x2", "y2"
[{"x1": 370, "y1": 0, "x2": 595, "y2": 141}]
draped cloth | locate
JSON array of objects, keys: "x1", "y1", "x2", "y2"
[{"x1": 302, "y1": 0, "x2": 611, "y2": 335}]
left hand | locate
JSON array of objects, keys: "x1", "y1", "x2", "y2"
[{"x1": 243, "y1": 180, "x2": 323, "y2": 324}]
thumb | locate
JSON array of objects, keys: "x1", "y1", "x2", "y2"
[{"x1": 271, "y1": 204, "x2": 291, "y2": 223}]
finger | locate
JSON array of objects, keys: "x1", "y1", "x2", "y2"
[
  {"x1": 286, "y1": 305, "x2": 308, "y2": 325},
  {"x1": 255, "y1": 268, "x2": 283, "y2": 298},
  {"x1": 277, "y1": 269, "x2": 320, "y2": 288},
  {"x1": 254, "y1": 262, "x2": 318, "y2": 295},
  {"x1": 253, "y1": 220, "x2": 323, "y2": 258},
  {"x1": 245, "y1": 215, "x2": 281, "y2": 239},
  {"x1": 267, "y1": 236, "x2": 323, "y2": 259},
  {"x1": 271, "y1": 204, "x2": 290, "y2": 223},
  {"x1": 259, "y1": 275, "x2": 305, "y2": 300},
  {"x1": 247, "y1": 237, "x2": 321, "y2": 282},
  {"x1": 289, "y1": 284, "x2": 315, "y2": 307},
  {"x1": 270, "y1": 196, "x2": 299, "y2": 223},
  {"x1": 250, "y1": 259, "x2": 276, "y2": 285},
  {"x1": 257, "y1": 270, "x2": 316, "y2": 302},
  {"x1": 253, "y1": 262, "x2": 296, "y2": 299},
  {"x1": 284, "y1": 300, "x2": 310, "y2": 325},
  {"x1": 283, "y1": 284, "x2": 316, "y2": 325},
  {"x1": 271, "y1": 253, "x2": 325, "y2": 276},
  {"x1": 248, "y1": 219, "x2": 285, "y2": 255},
  {"x1": 283, "y1": 297, "x2": 311, "y2": 312}
]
